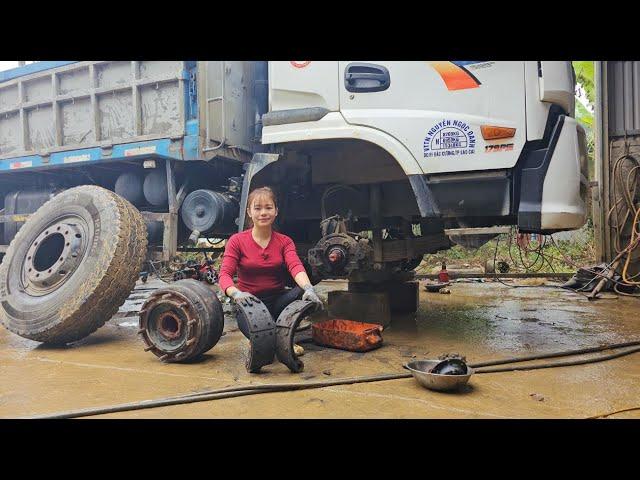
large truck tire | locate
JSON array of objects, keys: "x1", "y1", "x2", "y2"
[{"x1": 0, "y1": 185, "x2": 148, "y2": 344}]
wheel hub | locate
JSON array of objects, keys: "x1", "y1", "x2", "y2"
[
  {"x1": 23, "y1": 220, "x2": 86, "y2": 293},
  {"x1": 308, "y1": 233, "x2": 371, "y2": 279},
  {"x1": 157, "y1": 311, "x2": 183, "y2": 340},
  {"x1": 140, "y1": 291, "x2": 198, "y2": 358},
  {"x1": 139, "y1": 281, "x2": 225, "y2": 363}
]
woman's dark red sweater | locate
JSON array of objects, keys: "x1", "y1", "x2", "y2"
[{"x1": 218, "y1": 229, "x2": 306, "y2": 296}]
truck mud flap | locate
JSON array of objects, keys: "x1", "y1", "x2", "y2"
[
  {"x1": 275, "y1": 300, "x2": 320, "y2": 373},
  {"x1": 517, "y1": 115, "x2": 565, "y2": 231},
  {"x1": 235, "y1": 295, "x2": 277, "y2": 373},
  {"x1": 407, "y1": 175, "x2": 440, "y2": 218},
  {"x1": 237, "y1": 153, "x2": 280, "y2": 231}
]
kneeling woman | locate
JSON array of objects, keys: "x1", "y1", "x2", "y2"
[{"x1": 218, "y1": 187, "x2": 323, "y2": 339}]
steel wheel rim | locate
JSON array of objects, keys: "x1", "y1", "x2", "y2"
[{"x1": 20, "y1": 214, "x2": 91, "y2": 297}]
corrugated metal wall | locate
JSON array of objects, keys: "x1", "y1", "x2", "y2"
[
  {"x1": 608, "y1": 61, "x2": 640, "y2": 136},
  {"x1": 596, "y1": 61, "x2": 640, "y2": 277}
]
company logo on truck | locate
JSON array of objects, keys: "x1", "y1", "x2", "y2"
[{"x1": 423, "y1": 120, "x2": 476, "y2": 158}]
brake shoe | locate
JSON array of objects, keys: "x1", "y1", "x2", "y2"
[
  {"x1": 275, "y1": 300, "x2": 320, "y2": 373},
  {"x1": 235, "y1": 295, "x2": 276, "y2": 373}
]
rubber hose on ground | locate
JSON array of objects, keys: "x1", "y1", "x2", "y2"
[{"x1": 24, "y1": 340, "x2": 640, "y2": 419}]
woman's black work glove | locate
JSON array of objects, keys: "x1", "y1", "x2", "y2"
[{"x1": 302, "y1": 284, "x2": 323, "y2": 310}]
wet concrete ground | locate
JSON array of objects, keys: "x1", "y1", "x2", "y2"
[{"x1": 1, "y1": 278, "x2": 639, "y2": 419}]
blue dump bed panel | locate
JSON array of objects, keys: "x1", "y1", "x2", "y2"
[{"x1": 0, "y1": 61, "x2": 200, "y2": 172}]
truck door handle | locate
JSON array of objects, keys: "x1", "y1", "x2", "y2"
[{"x1": 344, "y1": 63, "x2": 390, "y2": 93}]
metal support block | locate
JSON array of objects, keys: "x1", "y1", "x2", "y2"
[
  {"x1": 348, "y1": 281, "x2": 419, "y2": 314},
  {"x1": 327, "y1": 290, "x2": 391, "y2": 328},
  {"x1": 387, "y1": 281, "x2": 419, "y2": 314}
]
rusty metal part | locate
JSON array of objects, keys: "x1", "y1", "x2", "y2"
[
  {"x1": 173, "y1": 270, "x2": 187, "y2": 281},
  {"x1": 139, "y1": 279, "x2": 224, "y2": 363},
  {"x1": 308, "y1": 225, "x2": 450, "y2": 281},
  {"x1": 588, "y1": 259, "x2": 621, "y2": 300},
  {"x1": 308, "y1": 233, "x2": 372, "y2": 279},
  {"x1": 311, "y1": 319, "x2": 383, "y2": 352},
  {"x1": 157, "y1": 311, "x2": 184, "y2": 340},
  {"x1": 275, "y1": 300, "x2": 320, "y2": 373},
  {"x1": 235, "y1": 295, "x2": 276, "y2": 373},
  {"x1": 327, "y1": 247, "x2": 345, "y2": 266},
  {"x1": 203, "y1": 268, "x2": 218, "y2": 284}
]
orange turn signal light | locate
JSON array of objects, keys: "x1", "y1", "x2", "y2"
[{"x1": 481, "y1": 125, "x2": 516, "y2": 140}]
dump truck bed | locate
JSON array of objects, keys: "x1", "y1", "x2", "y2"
[
  {"x1": 0, "y1": 61, "x2": 192, "y2": 164},
  {"x1": 0, "y1": 61, "x2": 266, "y2": 171}
]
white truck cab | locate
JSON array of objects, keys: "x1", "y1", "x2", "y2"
[
  {"x1": 261, "y1": 61, "x2": 588, "y2": 234},
  {"x1": 0, "y1": 60, "x2": 588, "y2": 286}
]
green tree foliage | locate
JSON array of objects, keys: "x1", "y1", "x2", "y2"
[
  {"x1": 576, "y1": 100, "x2": 593, "y2": 129},
  {"x1": 573, "y1": 61, "x2": 594, "y2": 130},
  {"x1": 573, "y1": 61, "x2": 595, "y2": 105},
  {"x1": 573, "y1": 61, "x2": 595, "y2": 178}
]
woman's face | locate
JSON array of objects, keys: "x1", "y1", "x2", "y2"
[{"x1": 248, "y1": 195, "x2": 277, "y2": 228}]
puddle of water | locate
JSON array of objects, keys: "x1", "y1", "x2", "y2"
[
  {"x1": 118, "y1": 321, "x2": 138, "y2": 328},
  {"x1": 382, "y1": 282, "x2": 638, "y2": 355}
]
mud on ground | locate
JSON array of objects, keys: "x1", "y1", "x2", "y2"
[{"x1": 1, "y1": 279, "x2": 639, "y2": 419}]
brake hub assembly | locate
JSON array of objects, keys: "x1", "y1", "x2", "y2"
[
  {"x1": 275, "y1": 300, "x2": 320, "y2": 373},
  {"x1": 235, "y1": 295, "x2": 277, "y2": 373},
  {"x1": 308, "y1": 233, "x2": 372, "y2": 279},
  {"x1": 139, "y1": 279, "x2": 224, "y2": 363}
]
